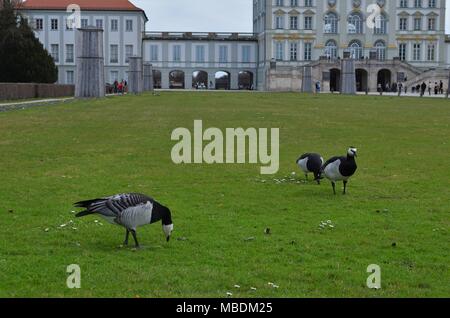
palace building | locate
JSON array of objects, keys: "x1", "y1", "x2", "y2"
[{"x1": 17, "y1": 0, "x2": 450, "y2": 91}]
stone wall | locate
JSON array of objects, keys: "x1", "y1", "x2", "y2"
[{"x1": 0, "y1": 83, "x2": 75, "y2": 101}]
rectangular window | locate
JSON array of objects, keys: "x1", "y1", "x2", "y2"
[
  {"x1": 126, "y1": 19, "x2": 133, "y2": 32},
  {"x1": 35, "y1": 18, "x2": 43, "y2": 30},
  {"x1": 414, "y1": 17, "x2": 421, "y2": 31},
  {"x1": 96, "y1": 19, "x2": 103, "y2": 29},
  {"x1": 66, "y1": 44, "x2": 74, "y2": 63},
  {"x1": 399, "y1": 18, "x2": 408, "y2": 31},
  {"x1": 275, "y1": 42, "x2": 284, "y2": 61},
  {"x1": 275, "y1": 16, "x2": 284, "y2": 29},
  {"x1": 428, "y1": 0, "x2": 436, "y2": 7},
  {"x1": 51, "y1": 44, "x2": 59, "y2": 62},
  {"x1": 276, "y1": 0, "x2": 284, "y2": 6},
  {"x1": 414, "y1": 0, "x2": 422, "y2": 8},
  {"x1": 150, "y1": 45, "x2": 158, "y2": 61},
  {"x1": 290, "y1": 42, "x2": 297, "y2": 61},
  {"x1": 304, "y1": 0, "x2": 312, "y2": 6},
  {"x1": 413, "y1": 43, "x2": 421, "y2": 61},
  {"x1": 219, "y1": 45, "x2": 228, "y2": 63},
  {"x1": 194, "y1": 45, "x2": 205, "y2": 62},
  {"x1": 173, "y1": 45, "x2": 181, "y2": 62},
  {"x1": 242, "y1": 45, "x2": 251, "y2": 63},
  {"x1": 125, "y1": 45, "x2": 133, "y2": 63},
  {"x1": 400, "y1": 0, "x2": 408, "y2": 8},
  {"x1": 304, "y1": 42, "x2": 312, "y2": 60},
  {"x1": 51, "y1": 18, "x2": 58, "y2": 30},
  {"x1": 66, "y1": 71, "x2": 74, "y2": 84},
  {"x1": 290, "y1": 16, "x2": 298, "y2": 30},
  {"x1": 428, "y1": 18, "x2": 435, "y2": 31},
  {"x1": 110, "y1": 44, "x2": 119, "y2": 63},
  {"x1": 111, "y1": 19, "x2": 118, "y2": 32},
  {"x1": 427, "y1": 44, "x2": 435, "y2": 61},
  {"x1": 399, "y1": 43, "x2": 407, "y2": 61},
  {"x1": 304, "y1": 16, "x2": 312, "y2": 30},
  {"x1": 81, "y1": 18, "x2": 88, "y2": 28}
]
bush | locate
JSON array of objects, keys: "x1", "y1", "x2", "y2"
[{"x1": 0, "y1": 0, "x2": 58, "y2": 83}]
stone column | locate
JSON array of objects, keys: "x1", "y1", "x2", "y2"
[
  {"x1": 340, "y1": 58, "x2": 356, "y2": 95},
  {"x1": 143, "y1": 63, "x2": 154, "y2": 92},
  {"x1": 128, "y1": 57, "x2": 143, "y2": 94},
  {"x1": 447, "y1": 71, "x2": 450, "y2": 98},
  {"x1": 302, "y1": 66, "x2": 313, "y2": 93},
  {"x1": 75, "y1": 27, "x2": 105, "y2": 98}
]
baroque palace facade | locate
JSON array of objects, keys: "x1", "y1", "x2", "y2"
[{"x1": 18, "y1": 0, "x2": 450, "y2": 91}]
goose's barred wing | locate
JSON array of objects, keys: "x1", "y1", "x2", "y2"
[{"x1": 74, "y1": 193, "x2": 154, "y2": 217}]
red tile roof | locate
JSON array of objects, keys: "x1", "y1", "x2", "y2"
[{"x1": 20, "y1": 0, "x2": 146, "y2": 16}]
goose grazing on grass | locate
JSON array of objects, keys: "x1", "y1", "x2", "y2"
[
  {"x1": 321, "y1": 147, "x2": 358, "y2": 195},
  {"x1": 74, "y1": 193, "x2": 173, "y2": 248},
  {"x1": 296, "y1": 153, "x2": 324, "y2": 184}
]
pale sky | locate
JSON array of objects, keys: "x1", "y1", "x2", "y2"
[{"x1": 132, "y1": 0, "x2": 450, "y2": 33}]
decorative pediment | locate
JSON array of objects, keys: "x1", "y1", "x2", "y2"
[
  {"x1": 274, "y1": 9, "x2": 286, "y2": 15},
  {"x1": 288, "y1": 9, "x2": 300, "y2": 15},
  {"x1": 412, "y1": 11, "x2": 424, "y2": 17},
  {"x1": 426, "y1": 12, "x2": 438, "y2": 17},
  {"x1": 397, "y1": 11, "x2": 409, "y2": 17},
  {"x1": 303, "y1": 9, "x2": 315, "y2": 16}
]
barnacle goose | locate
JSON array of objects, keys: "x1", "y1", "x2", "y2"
[
  {"x1": 75, "y1": 193, "x2": 173, "y2": 247},
  {"x1": 296, "y1": 153, "x2": 324, "y2": 184},
  {"x1": 321, "y1": 147, "x2": 358, "y2": 195}
]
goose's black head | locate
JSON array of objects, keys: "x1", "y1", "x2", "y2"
[
  {"x1": 161, "y1": 205, "x2": 173, "y2": 242},
  {"x1": 347, "y1": 147, "x2": 357, "y2": 158}
]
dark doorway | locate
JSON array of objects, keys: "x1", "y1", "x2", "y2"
[
  {"x1": 355, "y1": 69, "x2": 368, "y2": 92},
  {"x1": 330, "y1": 68, "x2": 341, "y2": 92}
]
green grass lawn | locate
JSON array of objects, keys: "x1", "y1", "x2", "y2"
[{"x1": 0, "y1": 92, "x2": 449, "y2": 298}]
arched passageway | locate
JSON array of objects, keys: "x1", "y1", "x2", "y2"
[
  {"x1": 330, "y1": 68, "x2": 341, "y2": 92},
  {"x1": 215, "y1": 71, "x2": 230, "y2": 90},
  {"x1": 238, "y1": 71, "x2": 254, "y2": 90},
  {"x1": 169, "y1": 70, "x2": 185, "y2": 89},
  {"x1": 192, "y1": 71, "x2": 208, "y2": 89},
  {"x1": 153, "y1": 70, "x2": 161, "y2": 89},
  {"x1": 355, "y1": 69, "x2": 368, "y2": 92},
  {"x1": 377, "y1": 69, "x2": 392, "y2": 91}
]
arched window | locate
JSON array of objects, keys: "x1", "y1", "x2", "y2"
[
  {"x1": 348, "y1": 40, "x2": 363, "y2": 59},
  {"x1": 324, "y1": 12, "x2": 338, "y2": 33},
  {"x1": 348, "y1": 12, "x2": 363, "y2": 34},
  {"x1": 324, "y1": 40, "x2": 338, "y2": 59},
  {"x1": 375, "y1": 40, "x2": 386, "y2": 60},
  {"x1": 374, "y1": 13, "x2": 387, "y2": 34}
]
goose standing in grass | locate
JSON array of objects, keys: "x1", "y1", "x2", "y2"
[
  {"x1": 321, "y1": 147, "x2": 358, "y2": 195},
  {"x1": 296, "y1": 153, "x2": 324, "y2": 184},
  {"x1": 74, "y1": 193, "x2": 173, "y2": 248}
]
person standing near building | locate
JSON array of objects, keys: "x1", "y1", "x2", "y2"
[
  {"x1": 439, "y1": 80, "x2": 443, "y2": 94},
  {"x1": 420, "y1": 82, "x2": 426, "y2": 97}
]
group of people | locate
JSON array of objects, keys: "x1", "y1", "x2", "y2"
[
  {"x1": 113, "y1": 80, "x2": 128, "y2": 94},
  {"x1": 411, "y1": 80, "x2": 445, "y2": 97}
]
